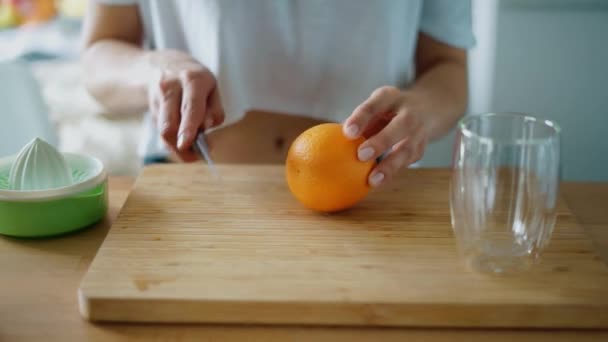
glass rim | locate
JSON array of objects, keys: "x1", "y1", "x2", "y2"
[{"x1": 458, "y1": 112, "x2": 561, "y2": 145}]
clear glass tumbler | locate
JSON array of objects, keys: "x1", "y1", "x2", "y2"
[{"x1": 450, "y1": 112, "x2": 561, "y2": 273}]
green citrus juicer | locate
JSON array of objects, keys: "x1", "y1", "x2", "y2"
[{"x1": 0, "y1": 138, "x2": 108, "y2": 238}]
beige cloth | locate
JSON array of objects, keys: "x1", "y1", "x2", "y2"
[{"x1": 31, "y1": 61, "x2": 144, "y2": 176}]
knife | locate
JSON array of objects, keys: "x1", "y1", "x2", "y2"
[{"x1": 193, "y1": 131, "x2": 220, "y2": 179}]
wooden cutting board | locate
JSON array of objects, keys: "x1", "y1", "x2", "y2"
[{"x1": 78, "y1": 165, "x2": 608, "y2": 328}]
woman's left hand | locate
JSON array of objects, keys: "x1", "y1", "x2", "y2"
[{"x1": 343, "y1": 86, "x2": 430, "y2": 187}]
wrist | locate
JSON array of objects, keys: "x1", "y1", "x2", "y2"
[
  {"x1": 400, "y1": 89, "x2": 435, "y2": 138},
  {"x1": 134, "y1": 50, "x2": 188, "y2": 101},
  {"x1": 125, "y1": 50, "x2": 158, "y2": 102}
]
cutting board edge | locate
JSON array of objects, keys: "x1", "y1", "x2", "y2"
[
  {"x1": 79, "y1": 165, "x2": 606, "y2": 328},
  {"x1": 77, "y1": 290, "x2": 608, "y2": 329}
]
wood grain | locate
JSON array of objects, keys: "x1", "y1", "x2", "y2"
[
  {"x1": 78, "y1": 165, "x2": 608, "y2": 328},
  {"x1": 3, "y1": 176, "x2": 608, "y2": 341}
]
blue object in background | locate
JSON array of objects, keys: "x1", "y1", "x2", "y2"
[{"x1": 0, "y1": 61, "x2": 58, "y2": 156}]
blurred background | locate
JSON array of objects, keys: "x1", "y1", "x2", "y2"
[{"x1": 1, "y1": 0, "x2": 607, "y2": 180}]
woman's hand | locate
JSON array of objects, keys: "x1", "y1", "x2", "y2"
[
  {"x1": 81, "y1": 4, "x2": 224, "y2": 161},
  {"x1": 146, "y1": 50, "x2": 225, "y2": 162},
  {"x1": 343, "y1": 86, "x2": 430, "y2": 187}
]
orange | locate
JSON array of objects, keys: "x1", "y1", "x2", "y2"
[{"x1": 285, "y1": 123, "x2": 375, "y2": 212}]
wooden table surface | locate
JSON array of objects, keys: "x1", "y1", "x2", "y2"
[{"x1": 1, "y1": 176, "x2": 608, "y2": 342}]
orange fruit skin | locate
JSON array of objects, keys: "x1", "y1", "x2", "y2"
[{"x1": 286, "y1": 123, "x2": 375, "y2": 213}]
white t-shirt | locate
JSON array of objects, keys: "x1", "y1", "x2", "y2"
[{"x1": 98, "y1": 0, "x2": 475, "y2": 159}]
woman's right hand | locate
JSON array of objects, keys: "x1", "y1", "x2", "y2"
[{"x1": 146, "y1": 50, "x2": 225, "y2": 162}]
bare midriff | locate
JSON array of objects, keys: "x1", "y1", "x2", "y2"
[{"x1": 170, "y1": 110, "x2": 329, "y2": 164}]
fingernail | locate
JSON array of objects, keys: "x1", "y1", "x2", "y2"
[
  {"x1": 369, "y1": 172, "x2": 384, "y2": 187},
  {"x1": 344, "y1": 124, "x2": 359, "y2": 138},
  {"x1": 204, "y1": 116, "x2": 214, "y2": 130},
  {"x1": 358, "y1": 146, "x2": 375, "y2": 161},
  {"x1": 177, "y1": 132, "x2": 190, "y2": 150}
]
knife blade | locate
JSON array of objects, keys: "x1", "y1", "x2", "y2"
[{"x1": 193, "y1": 131, "x2": 220, "y2": 179}]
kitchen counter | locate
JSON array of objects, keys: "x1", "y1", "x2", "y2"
[{"x1": 1, "y1": 176, "x2": 607, "y2": 341}]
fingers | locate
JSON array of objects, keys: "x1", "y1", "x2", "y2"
[
  {"x1": 368, "y1": 136, "x2": 426, "y2": 187},
  {"x1": 356, "y1": 108, "x2": 421, "y2": 163},
  {"x1": 368, "y1": 140, "x2": 411, "y2": 187},
  {"x1": 151, "y1": 66, "x2": 223, "y2": 162},
  {"x1": 155, "y1": 77, "x2": 197, "y2": 162},
  {"x1": 207, "y1": 86, "x2": 225, "y2": 128},
  {"x1": 344, "y1": 85, "x2": 431, "y2": 186},
  {"x1": 177, "y1": 69, "x2": 211, "y2": 151},
  {"x1": 157, "y1": 78, "x2": 182, "y2": 153},
  {"x1": 343, "y1": 86, "x2": 402, "y2": 139}
]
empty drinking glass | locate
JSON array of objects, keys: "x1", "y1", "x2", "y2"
[{"x1": 450, "y1": 112, "x2": 561, "y2": 273}]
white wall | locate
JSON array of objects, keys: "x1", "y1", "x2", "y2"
[
  {"x1": 492, "y1": 0, "x2": 608, "y2": 181},
  {"x1": 0, "y1": 61, "x2": 57, "y2": 157},
  {"x1": 423, "y1": 0, "x2": 608, "y2": 181}
]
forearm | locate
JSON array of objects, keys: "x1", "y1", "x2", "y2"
[
  {"x1": 406, "y1": 59, "x2": 468, "y2": 142},
  {"x1": 82, "y1": 39, "x2": 151, "y2": 113}
]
